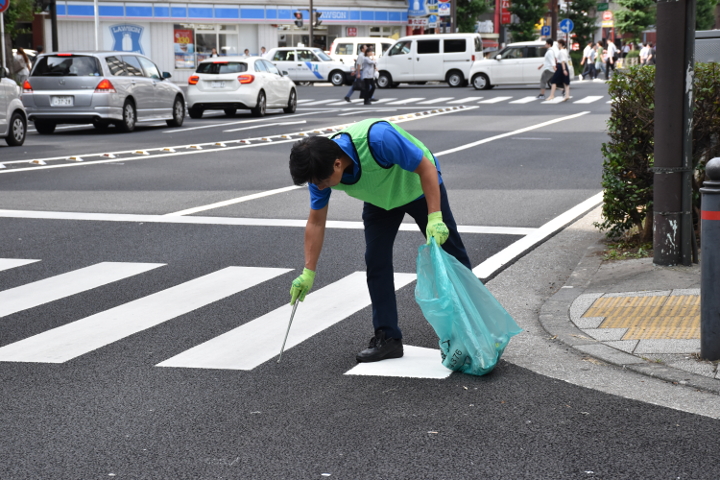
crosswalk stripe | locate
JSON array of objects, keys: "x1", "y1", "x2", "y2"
[
  {"x1": 510, "y1": 96, "x2": 539, "y2": 104},
  {"x1": 0, "y1": 258, "x2": 40, "y2": 273},
  {"x1": 156, "y1": 272, "x2": 416, "y2": 370},
  {"x1": 296, "y1": 99, "x2": 315, "y2": 104},
  {"x1": 328, "y1": 99, "x2": 363, "y2": 106},
  {"x1": 299, "y1": 99, "x2": 336, "y2": 106},
  {"x1": 479, "y1": 96, "x2": 512, "y2": 104},
  {"x1": 0, "y1": 266, "x2": 291, "y2": 363},
  {"x1": 387, "y1": 98, "x2": 425, "y2": 105},
  {"x1": 448, "y1": 97, "x2": 484, "y2": 104},
  {"x1": 418, "y1": 97, "x2": 454, "y2": 105},
  {"x1": 541, "y1": 97, "x2": 566, "y2": 104},
  {"x1": 371, "y1": 98, "x2": 397, "y2": 104},
  {"x1": 0, "y1": 262, "x2": 165, "y2": 318},
  {"x1": 574, "y1": 95, "x2": 604, "y2": 104},
  {"x1": 345, "y1": 345, "x2": 453, "y2": 378}
]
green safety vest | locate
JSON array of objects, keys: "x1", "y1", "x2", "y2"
[{"x1": 330, "y1": 119, "x2": 437, "y2": 211}]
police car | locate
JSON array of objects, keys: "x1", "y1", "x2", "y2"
[{"x1": 266, "y1": 47, "x2": 353, "y2": 86}]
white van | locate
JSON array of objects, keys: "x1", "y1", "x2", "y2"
[
  {"x1": 329, "y1": 37, "x2": 396, "y2": 65},
  {"x1": 375, "y1": 33, "x2": 483, "y2": 88}
]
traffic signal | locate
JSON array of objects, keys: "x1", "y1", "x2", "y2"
[
  {"x1": 313, "y1": 11, "x2": 322, "y2": 27},
  {"x1": 294, "y1": 11, "x2": 303, "y2": 28}
]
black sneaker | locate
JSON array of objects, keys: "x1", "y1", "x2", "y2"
[
  {"x1": 344, "y1": 97, "x2": 351, "y2": 102},
  {"x1": 356, "y1": 331, "x2": 403, "y2": 363}
]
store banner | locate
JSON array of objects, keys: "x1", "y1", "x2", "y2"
[
  {"x1": 408, "y1": 16, "x2": 428, "y2": 26},
  {"x1": 174, "y1": 27, "x2": 196, "y2": 69},
  {"x1": 103, "y1": 23, "x2": 151, "y2": 56},
  {"x1": 501, "y1": 0, "x2": 511, "y2": 24}
]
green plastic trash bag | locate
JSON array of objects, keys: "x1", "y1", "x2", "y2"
[{"x1": 415, "y1": 239, "x2": 522, "y2": 376}]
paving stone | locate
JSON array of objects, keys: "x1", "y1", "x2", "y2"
[{"x1": 634, "y1": 339, "x2": 701, "y2": 354}]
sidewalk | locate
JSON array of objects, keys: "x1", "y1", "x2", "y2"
[{"x1": 539, "y1": 237, "x2": 720, "y2": 395}]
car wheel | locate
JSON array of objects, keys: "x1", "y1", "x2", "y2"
[
  {"x1": 329, "y1": 70, "x2": 345, "y2": 86},
  {"x1": 188, "y1": 106, "x2": 204, "y2": 119},
  {"x1": 167, "y1": 97, "x2": 185, "y2": 127},
  {"x1": 472, "y1": 73, "x2": 492, "y2": 90},
  {"x1": 34, "y1": 120, "x2": 56, "y2": 135},
  {"x1": 6, "y1": 112, "x2": 26, "y2": 146},
  {"x1": 224, "y1": 108, "x2": 237, "y2": 117},
  {"x1": 116, "y1": 100, "x2": 136, "y2": 132},
  {"x1": 251, "y1": 91, "x2": 266, "y2": 117},
  {"x1": 447, "y1": 70, "x2": 464, "y2": 87},
  {"x1": 376, "y1": 72, "x2": 392, "y2": 89},
  {"x1": 283, "y1": 89, "x2": 297, "y2": 114}
]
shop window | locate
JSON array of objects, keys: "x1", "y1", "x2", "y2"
[
  {"x1": 443, "y1": 39, "x2": 466, "y2": 53},
  {"x1": 417, "y1": 40, "x2": 440, "y2": 54}
]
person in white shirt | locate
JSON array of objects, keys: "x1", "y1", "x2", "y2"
[
  {"x1": 547, "y1": 38, "x2": 570, "y2": 102},
  {"x1": 579, "y1": 42, "x2": 592, "y2": 80},
  {"x1": 639, "y1": 43, "x2": 649, "y2": 65},
  {"x1": 536, "y1": 39, "x2": 556, "y2": 99},
  {"x1": 12, "y1": 48, "x2": 32, "y2": 86},
  {"x1": 605, "y1": 40, "x2": 618, "y2": 78}
]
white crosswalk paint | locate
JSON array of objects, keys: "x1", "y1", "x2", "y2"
[
  {"x1": 157, "y1": 272, "x2": 416, "y2": 370},
  {"x1": 371, "y1": 98, "x2": 397, "y2": 104},
  {"x1": 0, "y1": 266, "x2": 291, "y2": 363},
  {"x1": 541, "y1": 97, "x2": 566, "y2": 104},
  {"x1": 387, "y1": 98, "x2": 425, "y2": 105},
  {"x1": 574, "y1": 96, "x2": 604, "y2": 104},
  {"x1": 0, "y1": 258, "x2": 40, "y2": 273},
  {"x1": 0, "y1": 262, "x2": 165, "y2": 318},
  {"x1": 328, "y1": 99, "x2": 363, "y2": 106},
  {"x1": 510, "y1": 96, "x2": 539, "y2": 104},
  {"x1": 298, "y1": 99, "x2": 337, "y2": 106},
  {"x1": 448, "y1": 97, "x2": 484, "y2": 104},
  {"x1": 345, "y1": 345, "x2": 453, "y2": 379},
  {"x1": 479, "y1": 97, "x2": 512, "y2": 104},
  {"x1": 296, "y1": 99, "x2": 315, "y2": 104},
  {"x1": 417, "y1": 97, "x2": 454, "y2": 105}
]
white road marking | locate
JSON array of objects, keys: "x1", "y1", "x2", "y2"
[
  {"x1": 417, "y1": 97, "x2": 454, "y2": 105},
  {"x1": 0, "y1": 259, "x2": 40, "y2": 273},
  {"x1": 297, "y1": 99, "x2": 337, "y2": 106},
  {"x1": 574, "y1": 96, "x2": 604, "y2": 104},
  {"x1": 541, "y1": 97, "x2": 566, "y2": 104},
  {"x1": 163, "y1": 111, "x2": 324, "y2": 133},
  {"x1": 223, "y1": 120, "x2": 306, "y2": 133},
  {"x1": 157, "y1": 272, "x2": 416, "y2": 370},
  {"x1": 387, "y1": 98, "x2": 425, "y2": 105},
  {"x1": 296, "y1": 99, "x2": 316, "y2": 104},
  {"x1": 327, "y1": 99, "x2": 363, "y2": 106},
  {"x1": 0, "y1": 262, "x2": 165, "y2": 318},
  {"x1": 448, "y1": 97, "x2": 484, "y2": 104},
  {"x1": 479, "y1": 97, "x2": 512, "y2": 103},
  {"x1": 337, "y1": 109, "x2": 398, "y2": 116},
  {"x1": 165, "y1": 185, "x2": 304, "y2": 216},
  {"x1": 510, "y1": 96, "x2": 539, "y2": 104},
  {"x1": 345, "y1": 345, "x2": 453, "y2": 379},
  {"x1": 0, "y1": 267, "x2": 291, "y2": 363},
  {"x1": 370, "y1": 98, "x2": 397, "y2": 104}
]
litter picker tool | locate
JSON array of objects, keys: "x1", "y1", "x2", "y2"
[{"x1": 277, "y1": 301, "x2": 299, "y2": 363}]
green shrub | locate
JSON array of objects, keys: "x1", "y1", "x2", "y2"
[
  {"x1": 626, "y1": 50, "x2": 640, "y2": 58},
  {"x1": 569, "y1": 51, "x2": 583, "y2": 74}
]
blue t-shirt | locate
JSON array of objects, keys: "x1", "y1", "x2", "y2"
[{"x1": 309, "y1": 122, "x2": 443, "y2": 210}]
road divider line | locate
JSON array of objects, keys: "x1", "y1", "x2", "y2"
[
  {"x1": 166, "y1": 111, "x2": 329, "y2": 133},
  {"x1": 0, "y1": 258, "x2": 41, "y2": 273},
  {"x1": 222, "y1": 120, "x2": 307, "y2": 133},
  {"x1": 165, "y1": 186, "x2": 304, "y2": 216},
  {"x1": 0, "y1": 267, "x2": 291, "y2": 364},
  {"x1": 156, "y1": 272, "x2": 416, "y2": 370}
]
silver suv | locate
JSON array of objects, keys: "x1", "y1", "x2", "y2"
[
  {"x1": 0, "y1": 67, "x2": 27, "y2": 146},
  {"x1": 22, "y1": 51, "x2": 185, "y2": 134}
]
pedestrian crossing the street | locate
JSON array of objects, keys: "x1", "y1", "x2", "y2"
[{"x1": 296, "y1": 95, "x2": 608, "y2": 108}]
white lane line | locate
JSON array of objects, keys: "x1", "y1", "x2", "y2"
[
  {"x1": 298, "y1": 99, "x2": 337, "y2": 106},
  {"x1": 223, "y1": 120, "x2": 307, "y2": 133},
  {"x1": 296, "y1": 99, "x2": 316, "y2": 104},
  {"x1": 510, "y1": 96, "x2": 539, "y2": 104},
  {"x1": 574, "y1": 96, "x2": 604, "y2": 104},
  {"x1": 387, "y1": 98, "x2": 425, "y2": 105},
  {"x1": 337, "y1": 109, "x2": 398, "y2": 116},
  {"x1": 345, "y1": 345, "x2": 453, "y2": 379},
  {"x1": 479, "y1": 97, "x2": 512, "y2": 104},
  {"x1": 473, "y1": 192, "x2": 603, "y2": 281},
  {"x1": 0, "y1": 259, "x2": 40, "y2": 273},
  {"x1": 448, "y1": 97, "x2": 484, "y2": 104},
  {"x1": 0, "y1": 267, "x2": 291, "y2": 363},
  {"x1": 417, "y1": 97, "x2": 454, "y2": 105},
  {"x1": 165, "y1": 185, "x2": 304, "y2": 216},
  {"x1": 163, "y1": 111, "x2": 325, "y2": 133},
  {"x1": 0, "y1": 209, "x2": 537, "y2": 235},
  {"x1": 157, "y1": 272, "x2": 416, "y2": 370},
  {"x1": 370, "y1": 98, "x2": 397, "y2": 104},
  {"x1": 541, "y1": 97, "x2": 566, "y2": 104},
  {"x1": 0, "y1": 262, "x2": 165, "y2": 318},
  {"x1": 434, "y1": 111, "x2": 590, "y2": 157},
  {"x1": 327, "y1": 99, "x2": 363, "y2": 106}
]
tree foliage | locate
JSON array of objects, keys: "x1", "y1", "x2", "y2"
[
  {"x1": 1, "y1": 0, "x2": 36, "y2": 41},
  {"x1": 457, "y1": 0, "x2": 490, "y2": 33},
  {"x1": 507, "y1": 0, "x2": 547, "y2": 42},
  {"x1": 697, "y1": 0, "x2": 719, "y2": 30},
  {"x1": 561, "y1": 0, "x2": 598, "y2": 49},
  {"x1": 615, "y1": 0, "x2": 655, "y2": 43}
]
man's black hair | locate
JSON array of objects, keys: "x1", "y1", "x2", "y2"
[
  {"x1": 289, "y1": 136, "x2": 344, "y2": 185},
  {"x1": 545, "y1": 39, "x2": 553, "y2": 47}
]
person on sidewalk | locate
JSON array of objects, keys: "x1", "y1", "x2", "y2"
[
  {"x1": 360, "y1": 46, "x2": 377, "y2": 105},
  {"x1": 583, "y1": 45, "x2": 597, "y2": 80},
  {"x1": 639, "y1": 43, "x2": 649, "y2": 66},
  {"x1": 595, "y1": 41, "x2": 607, "y2": 80},
  {"x1": 288, "y1": 119, "x2": 471, "y2": 363},
  {"x1": 579, "y1": 42, "x2": 592, "y2": 80},
  {"x1": 547, "y1": 39, "x2": 571, "y2": 102},
  {"x1": 536, "y1": 39, "x2": 556, "y2": 99},
  {"x1": 605, "y1": 39, "x2": 618, "y2": 79},
  {"x1": 344, "y1": 45, "x2": 367, "y2": 102}
]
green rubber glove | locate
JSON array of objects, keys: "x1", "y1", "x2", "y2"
[
  {"x1": 290, "y1": 268, "x2": 316, "y2": 305},
  {"x1": 426, "y1": 211, "x2": 449, "y2": 246}
]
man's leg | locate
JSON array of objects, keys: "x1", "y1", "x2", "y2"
[{"x1": 345, "y1": 84, "x2": 354, "y2": 100}]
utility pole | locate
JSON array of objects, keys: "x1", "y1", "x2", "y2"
[
  {"x1": 653, "y1": 0, "x2": 696, "y2": 266},
  {"x1": 50, "y1": 0, "x2": 58, "y2": 51},
  {"x1": 550, "y1": 0, "x2": 558, "y2": 40},
  {"x1": 309, "y1": 0, "x2": 313, "y2": 49},
  {"x1": 451, "y1": 0, "x2": 456, "y2": 33}
]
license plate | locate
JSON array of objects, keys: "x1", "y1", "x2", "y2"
[
  {"x1": 50, "y1": 96, "x2": 74, "y2": 107},
  {"x1": 212, "y1": 81, "x2": 225, "y2": 88}
]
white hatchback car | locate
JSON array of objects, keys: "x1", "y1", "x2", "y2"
[
  {"x1": 0, "y1": 67, "x2": 28, "y2": 146},
  {"x1": 187, "y1": 57, "x2": 297, "y2": 118},
  {"x1": 266, "y1": 47, "x2": 353, "y2": 86}
]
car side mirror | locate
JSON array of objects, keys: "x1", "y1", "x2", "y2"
[
  {"x1": 162, "y1": 71, "x2": 172, "y2": 79},
  {"x1": 495, "y1": 55, "x2": 502, "y2": 60}
]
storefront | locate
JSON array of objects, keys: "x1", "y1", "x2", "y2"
[{"x1": 46, "y1": 1, "x2": 408, "y2": 82}]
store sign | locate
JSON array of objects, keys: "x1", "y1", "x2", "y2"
[
  {"x1": 104, "y1": 23, "x2": 150, "y2": 55},
  {"x1": 174, "y1": 27, "x2": 195, "y2": 69},
  {"x1": 601, "y1": 10, "x2": 613, "y2": 28},
  {"x1": 501, "y1": 0, "x2": 511, "y2": 24},
  {"x1": 438, "y1": 3, "x2": 450, "y2": 16},
  {"x1": 408, "y1": 0, "x2": 427, "y2": 17},
  {"x1": 408, "y1": 16, "x2": 428, "y2": 26},
  {"x1": 347, "y1": 27, "x2": 357, "y2": 36}
]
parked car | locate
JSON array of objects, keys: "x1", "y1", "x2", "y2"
[
  {"x1": 186, "y1": 56, "x2": 297, "y2": 118},
  {"x1": 469, "y1": 41, "x2": 574, "y2": 90},
  {"x1": 0, "y1": 67, "x2": 28, "y2": 146},
  {"x1": 375, "y1": 33, "x2": 483, "y2": 88},
  {"x1": 21, "y1": 51, "x2": 185, "y2": 134},
  {"x1": 328, "y1": 37, "x2": 395, "y2": 65},
  {"x1": 265, "y1": 47, "x2": 353, "y2": 86},
  {"x1": 696, "y1": 30, "x2": 720, "y2": 63}
]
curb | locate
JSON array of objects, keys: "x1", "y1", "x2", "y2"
[{"x1": 538, "y1": 241, "x2": 720, "y2": 396}]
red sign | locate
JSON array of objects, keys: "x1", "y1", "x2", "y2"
[
  {"x1": 0, "y1": 0, "x2": 9, "y2": 14},
  {"x1": 347, "y1": 27, "x2": 357, "y2": 37},
  {"x1": 501, "y1": 0, "x2": 511, "y2": 24},
  {"x1": 602, "y1": 11, "x2": 613, "y2": 21}
]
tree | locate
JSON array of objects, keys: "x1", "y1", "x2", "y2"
[
  {"x1": 561, "y1": 0, "x2": 598, "y2": 49},
  {"x1": 507, "y1": 0, "x2": 547, "y2": 42},
  {"x1": 1, "y1": 0, "x2": 36, "y2": 42},
  {"x1": 457, "y1": 0, "x2": 490, "y2": 33},
  {"x1": 615, "y1": 0, "x2": 655, "y2": 43},
  {"x1": 697, "y1": 0, "x2": 719, "y2": 30}
]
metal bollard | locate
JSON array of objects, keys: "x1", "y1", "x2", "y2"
[{"x1": 700, "y1": 157, "x2": 720, "y2": 360}]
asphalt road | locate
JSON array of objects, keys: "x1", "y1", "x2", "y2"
[{"x1": 1, "y1": 81, "x2": 719, "y2": 479}]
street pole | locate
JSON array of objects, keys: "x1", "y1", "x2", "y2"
[
  {"x1": 94, "y1": 0, "x2": 99, "y2": 50},
  {"x1": 652, "y1": 0, "x2": 695, "y2": 266},
  {"x1": 309, "y1": 0, "x2": 313, "y2": 49},
  {"x1": 50, "y1": 0, "x2": 59, "y2": 52},
  {"x1": 1, "y1": 12, "x2": 5, "y2": 73},
  {"x1": 451, "y1": 0, "x2": 456, "y2": 33},
  {"x1": 550, "y1": 0, "x2": 558, "y2": 40},
  {"x1": 700, "y1": 157, "x2": 720, "y2": 361}
]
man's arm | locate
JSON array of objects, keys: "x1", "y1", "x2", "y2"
[
  {"x1": 304, "y1": 204, "x2": 328, "y2": 271},
  {"x1": 414, "y1": 156, "x2": 441, "y2": 214}
]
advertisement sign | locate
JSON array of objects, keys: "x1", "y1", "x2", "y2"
[
  {"x1": 347, "y1": 27, "x2": 357, "y2": 37},
  {"x1": 438, "y1": 3, "x2": 450, "y2": 16},
  {"x1": 408, "y1": 17, "x2": 429, "y2": 26},
  {"x1": 173, "y1": 27, "x2": 195, "y2": 69},
  {"x1": 408, "y1": 0, "x2": 427, "y2": 17},
  {"x1": 103, "y1": 23, "x2": 151, "y2": 57},
  {"x1": 501, "y1": 0, "x2": 511, "y2": 24},
  {"x1": 601, "y1": 10, "x2": 614, "y2": 28}
]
